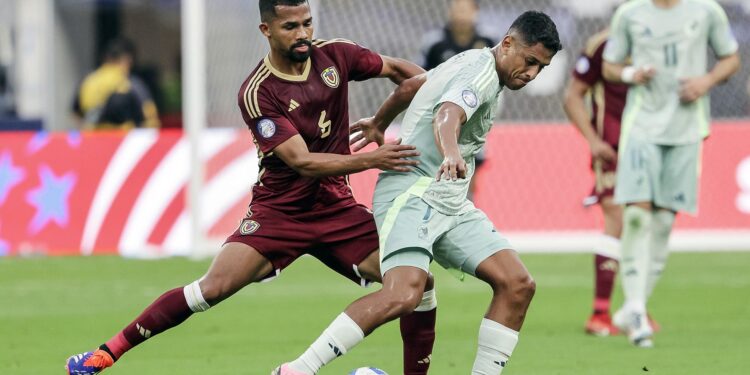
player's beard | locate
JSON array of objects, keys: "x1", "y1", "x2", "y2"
[{"x1": 287, "y1": 40, "x2": 312, "y2": 62}]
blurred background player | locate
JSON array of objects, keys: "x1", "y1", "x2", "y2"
[
  {"x1": 563, "y1": 28, "x2": 629, "y2": 336},
  {"x1": 420, "y1": 0, "x2": 496, "y2": 201},
  {"x1": 603, "y1": 0, "x2": 740, "y2": 347},
  {"x1": 65, "y1": 1, "x2": 437, "y2": 374},
  {"x1": 277, "y1": 11, "x2": 561, "y2": 375},
  {"x1": 72, "y1": 38, "x2": 160, "y2": 130}
]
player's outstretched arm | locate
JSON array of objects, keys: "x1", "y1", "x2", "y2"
[
  {"x1": 350, "y1": 74, "x2": 428, "y2": 152},
  {"x1": 274, "y1": 134, "x2": 420, "y2": 178},
  {"x1": 433, "y1": 102, "x2": 467, "y2": 181},
  {"x1": 563, "y1": 77, "x2": 616, "y2": 162},
  {"x1": 379, "y1": 55, "x2": 426, "y2": 85},
  {"x1": 680, "y1": 52, "x2": 740, "y2": 103}
]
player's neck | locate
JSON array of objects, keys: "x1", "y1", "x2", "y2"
[
  {"x1": 490, "y1": 46, "x2": 503, "y2": 86},
  {"x1": 652, "y1": 0, "x2": 681, "y2": 9},
  {"x1": 267, "y1": 51, "x2": 308, "y2": 76}
]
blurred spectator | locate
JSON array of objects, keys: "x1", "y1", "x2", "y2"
[
  {"x1": 420, "y1": 0, "x2": 496, "y2": 70},
  {"x1": 0, "y1": 18, "x2": 14, "y2": 117},
  {"x1": 72, "y1": 38, "x2": 160, "y2": 130},
  {"x1": 420, "y1": 0, "x2": 496, "y2": 201}
]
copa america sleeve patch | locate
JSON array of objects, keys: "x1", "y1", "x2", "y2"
[
  {"x1": 462, "y1": 89, "x2": 478, "y2": 108},
  {"x1": 575, "y1": 56, "x2": 590, "y2": 74},
  {"x1": 257, "y1": 118, "x2": 276, "y2": 138}
]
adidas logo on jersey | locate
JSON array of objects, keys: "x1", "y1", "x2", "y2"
[{"x1": 288, "y1": 99, "x2": 300, "y2": 112}]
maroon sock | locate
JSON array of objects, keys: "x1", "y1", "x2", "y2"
[
  {"x1": 104, "y1": 287, "x2": 194, "y2": 359},
  {"x1": 593, "y1": 255, "x2": 618, "y2": 315},
  {"x1": 400, "y1": 308, "x2": 436, "y2": 375}
]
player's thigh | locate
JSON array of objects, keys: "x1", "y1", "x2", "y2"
[
  {"x1": 374, "y1": 196, "x2": 445, "y2": 276},
  {"x1": 615, "y1": 137, "x2": 661, "y2": 206},
  {"x1": 199, "y1": 242, "x2": 274, "y2": 304},
  {"x1": 310, "y1": 202, "x2": 381, "y2": 286},
  {"x1": 224, "y1": 205, "x2": 312, "y2": 280},
  {"x1": 656, "y1": 142, "x2": 700, "y2": 213},
  {"x1": 474, "y1": 248, "x2": 533, "y2": 294},
  {"x1": 434, "y1": 209, "x2": 512, "y2": 277}
]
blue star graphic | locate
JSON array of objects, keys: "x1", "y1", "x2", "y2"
[
  {"x1": 0, "y1": 151, "x2": 25, "y2": 204},
  {"x1": 27, "y1": 131, "x2": 50, "y2": 154},
  {"x1": 26, "y1": 165, "x2": 77, "y2": 234}
]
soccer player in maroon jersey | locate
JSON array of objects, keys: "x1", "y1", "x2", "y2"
[
  {"x1": 65, "y1": 1, "x2": 436, "y2": 374},
  {"x1": 563, "y1": 29, "x2": 658, "y2": 336}
]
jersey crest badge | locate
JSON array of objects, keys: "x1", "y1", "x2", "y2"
[
  {"x1": 321, "y1": 67, "x2": 340, "y2": 88},
  {"x1": 462, "y1": 90, "x2": 478, "y2": 108},
  {"x1": 257, "y1": 118, "x2": 276, "y2": 138},
  {"x1": 239, "y1": 219, "x2": 260, "y2": 235}
]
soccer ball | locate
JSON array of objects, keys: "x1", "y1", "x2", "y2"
[{"x1": 347, "y1": 367, "x2": 388, "y2": 375}]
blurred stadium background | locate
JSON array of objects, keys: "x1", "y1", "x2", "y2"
[{"x1": 0, "y1": 1, "x2": 749, "y2": 373}]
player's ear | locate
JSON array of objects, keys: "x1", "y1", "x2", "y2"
[
  {"x1": 501, "y1": 35, "x2": 513, "y2": 53},
  {"x1": 259, "y1": 22, "x2": 271, "y2": 38}
]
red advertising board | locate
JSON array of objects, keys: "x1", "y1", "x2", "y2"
[{"x1": 0, "y1": 123, "x2": 748, "y2": 257}]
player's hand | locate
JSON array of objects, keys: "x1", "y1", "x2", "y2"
[
  {"x1": 350, "y1": 117, "x2": 385, "y2": 152},
  {"x1": 437, "y1": 152, "x2": 467, "y2": 182},
  {"x1": 589, "y1": 138, "x2": 617, "y2": 163},
  {"x1": 679, "y1": 75, "x2": 713, "y2": 103},
  {"x1": 369, "y1": 138, "x2": 420, "y2": 172},
  {"x1": 633, "y1": 65, "x2": 656, "y2": 85}
]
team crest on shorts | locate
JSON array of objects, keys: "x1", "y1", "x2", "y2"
[
  {"x1": 321, "y1": 67, "x2": 340, "y2": 88},
  {"x1": 462, "y1": 89, "x2": 478, "y2": 108},
  {"x1": 239, "y1": 219, "x2": 260, "y2": 235},
  {"x1": 257, "y1": 119, "x2": 276, "y2": 138}
]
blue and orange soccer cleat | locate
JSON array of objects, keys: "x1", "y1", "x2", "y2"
[{"x1": 65, "y1": 350, "x2": 114, "y2": 374}]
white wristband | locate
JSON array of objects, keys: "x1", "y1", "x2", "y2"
[{"x1": 621, "y1": 66, "x2": 637, "y2": 84}]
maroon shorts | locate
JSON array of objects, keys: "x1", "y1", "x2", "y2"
[{"x1": 225, "y1": 198, "x2": 379, "y2": 285}]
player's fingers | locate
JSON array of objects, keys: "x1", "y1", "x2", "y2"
[
  {"x1": 395, "y1": 159, "x2": 420, "y2": 166},
  {"x1": 392, "y1": 166, "x2": 411, "y2": 172},
  {"x1": 449, "y1": 163, "x2": 458, "y2": 181},
  {"x1": 349, "y1": 132, "x2": 364, "y2": 146},
  {"x1": 390, "y1": 144, "x2": 418, "y2": 152},
  {"x1": 436, "y1": 165, "x2": 445, "y2": 181},
  {"x1": 349, "y1": 122, "x2": 361, "y2": 134},
  {"x1": 397, "y1": 150, "x2": 420, "y2": 158},
  {"x1": 385, "y1": 137, "x2": 403, "y2": 146}
]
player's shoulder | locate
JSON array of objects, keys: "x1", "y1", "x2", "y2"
[
  {"x1": 684, "y1": 0, "x2": 728, "y2": 15},
  {"x1": 312, "y1": 38, "x2": 359, "y2": 52},
  {"x1": 584, "y1": 29, "x2": 609, "y2": 57},
  {"x1": 238, "y1": 60, "x2": 278, "y2": 119},
  {"x1": 613, "y1": 0, "x2": 649, "y2": 19}
]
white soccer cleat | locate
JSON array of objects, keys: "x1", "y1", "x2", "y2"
[{"x1": 613, "y1": 308, "x2": 654, "y2": 348}]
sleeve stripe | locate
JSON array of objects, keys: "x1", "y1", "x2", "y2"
[
  {"x1": 243, "y1": 66, "x2": 267, "y2": 118},
  {"x1": 251, "y1": 69, "x2": 272, "y2": 118},
  {"x1": 243, "y1": 66, "x2": 270, "y2": 118},
  {"x1": 472, "y1": 58, "x2": 495, "y2": 93},
  {"x1": 316, "y1": 38, "x2": 356, "y2": 47}
]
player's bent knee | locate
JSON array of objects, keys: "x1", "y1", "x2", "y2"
[
  {"x1": 197, "y1": 276, "x2": 240, "y2": 306},
  {"x1": 382, "y1": 289, "x2": 423, "y2": 317}
]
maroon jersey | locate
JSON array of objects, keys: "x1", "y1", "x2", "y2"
[
  {"x1": 238, "y1": 39, "x2": 383, "y2": 212},
  {"x1": 572, "y1": 30, "x2": 628, "y2": 148}
]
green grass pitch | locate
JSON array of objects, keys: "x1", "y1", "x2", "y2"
[{"x1": 1, "y1": 252, "x2": 749, "y2": 374}]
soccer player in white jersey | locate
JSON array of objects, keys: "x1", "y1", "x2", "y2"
[
  {"x1": 274, "y1": 11, "x2": 562, "y2": 375},
  {"x1": 602, "y1": 0, "x2": 740, "y2": 347}
]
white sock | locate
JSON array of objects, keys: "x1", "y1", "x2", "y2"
[
  {"x1": 646, "y1": 210, "x2": 674, "y2": 298},
  {"x1": 183, "y1": 280, "x2": 211, "y2": 312},
  {"x1": 594, "y1": 234, "x2": 621, "y2": 260},
  {"x1": 620, "y1": 206, "x2": 652, "y2": 313},
  {"x1": 471, "y1": 319, "x2": 518, "y2": 375},
  {"x1": 289, "y1": 313, "x2": 364, "y2": 374},
  {"x1": 415, "y1": 288, "x2": 437, "y2": 311}
]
